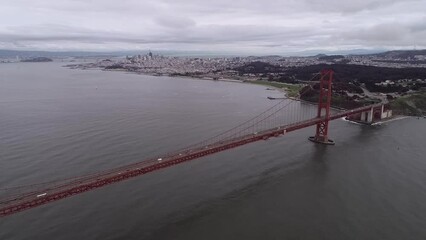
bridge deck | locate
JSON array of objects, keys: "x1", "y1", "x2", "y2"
[{"x1": 0, "y1": 103, "x2": 382, "y2": 217}]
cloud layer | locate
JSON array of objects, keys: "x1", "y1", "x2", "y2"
[{"x1": 1, "y1": 0, "x2": 425, "y2": 54}]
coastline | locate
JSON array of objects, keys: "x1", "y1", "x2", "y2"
[
  {"x1": 66, "y1": 65, "x2": 417, "y2": 120},
  {"x1": 342, "y1": 115, "x2": 410, "y2": 125},
  {"x1": 102, "y1": 67, "x2": 245, "y2": 83},
  {"x1": 68, "y1": 64, "x2": 300, "y2": 97}
]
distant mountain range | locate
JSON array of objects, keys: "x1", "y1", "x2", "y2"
[
  {"x1": 0, "y1": 49, "x2": 118, "y2": 58},
  {"x1": 290, "y1": 48, "x2": 388, "y2": 56},
  {"x1": 0, "y1": 49, "x2": 223, "y2": 58},
  {"x1": 0, "y1": 49, "x2": 425, "y2": 58},
  {"x1": 20, "y1": 57, "x2": 53, "y2": 62},
  {"x1": 369, "y1": 50, "x2": 426, "y2": 59},
  {"x1": 304, "y1": 49, "x2": 426, "y2": 58}
]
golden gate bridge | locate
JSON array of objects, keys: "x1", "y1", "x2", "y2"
[{"x1": 0, "y1": 69, "x2": 388, "y2": 217}]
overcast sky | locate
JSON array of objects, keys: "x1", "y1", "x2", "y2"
[{"x1": 1, "y1": 0, "x2": 425, "y2": 54}]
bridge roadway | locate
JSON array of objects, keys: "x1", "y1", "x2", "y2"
[{"x1": 0, "y1": 103, "x2": 382, "y2": 217}]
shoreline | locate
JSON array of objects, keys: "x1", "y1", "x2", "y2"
[
  {"x1": 66, "y1": 65, "x2": 417, "y2": 120},
  {"x1": 342, "y1": 115, "x2": 410, "y2": 125},
  {"x1": 101, "y1": 67, "x2": 245, "y2": 83},
  {"x1": 69, "y1": 64, "x2": 299, "y2": 97}
]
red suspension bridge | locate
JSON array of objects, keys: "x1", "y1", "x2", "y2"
[{"x1": 0, "y1": 70, "x2": 388, "y2": 217}]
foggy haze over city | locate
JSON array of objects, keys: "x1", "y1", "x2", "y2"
[{"x1": 1, "y1": 0, "x2": 426, "y2": 54}]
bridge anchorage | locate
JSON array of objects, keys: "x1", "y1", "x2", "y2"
[{"x1": 309, "y1": 69, "x2": 335, "y2": 145}]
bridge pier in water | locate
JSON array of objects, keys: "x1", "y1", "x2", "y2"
[
  {"x1": 360, "y1": 107, "x2": 374, "y2": 123},
  {"x1": 309, "y1": 69, "x2": 336, "y2": 145},
  {"x1": 348, "y1": 104, "x2": 392, "y2": 125}
]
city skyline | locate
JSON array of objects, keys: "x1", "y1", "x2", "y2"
[{"x1": 1, "y1": 0, "x2": 425, "y2": 54}]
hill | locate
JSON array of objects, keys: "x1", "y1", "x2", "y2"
[
  {"x1": 370, "y1": 49, "x2": 426, "y2": 59},
  {"x1": 21, "y1": 57, "x2": 53, "y2": 62}
]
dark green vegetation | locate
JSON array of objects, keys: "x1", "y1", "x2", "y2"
[
  {"x1": 390, "y1": 91, "x2": 426, "y2": 116},
  {"x1": 372, "y1": 60, "x2": 426, "y2": 65},
  {"x1": 372, "y1": 49, "x2": 426, "y2": 59},
  {"x1": 235, "y1": 61, "x2": 282, "y2": 74},
  {"x1": 286, "y1": 64, "x2": 426, "y2": 94},
  {"x1": 21, "y1": 57, "x2": 53, "y2": 62},
  {"x1": 247, "y1": 81, "x2": 303, "y2": 97},
  {"x1": 299, "y1": 85, "x2": 378, "y2": 110},
  {"x1": 291, "y1": 65, "x2": 426, "y2": 111},
  {"x1": 275, "y1": 64, "x2": 426, "y2": 85},
  {"x1": 236, "y1": 63, "x2": 426, "y2": 87},
  {"x1": 318, "y1": 55, "x2": 345, "y2": 61},
  {"x1": 235, "y1": 62, "x2": 426, "y2": 111}
]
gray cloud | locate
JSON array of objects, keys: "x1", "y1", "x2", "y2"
[
  {"x1": 305, "y1": 0, "x2": 407, "y2": 13},
  {"x1": 337, "y1": 21, "x2": 426, "y2": 47},
  {"x1": 155, "y1": 16, "x2": 196, "y2": 29},
  {"x1": 0, "y1": 0, "x2": 425, "y2": 54}
]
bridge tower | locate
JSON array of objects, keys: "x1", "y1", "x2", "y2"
[{"x1": 309, "y1": 69, "x2": 335, "y2": 145}]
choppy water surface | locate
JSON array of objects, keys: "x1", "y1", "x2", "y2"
[{"x1": 0, "y1": 62, "x2": 425, "y2": 240}]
